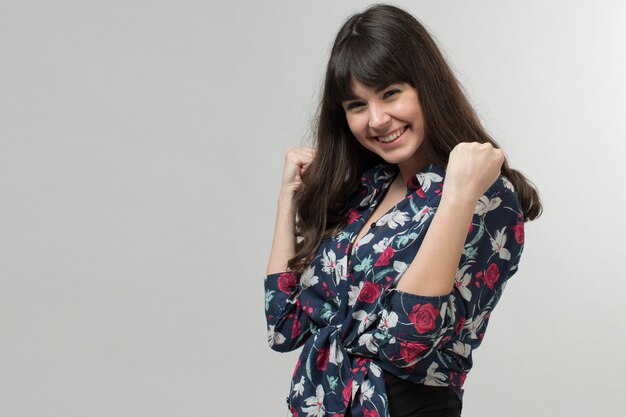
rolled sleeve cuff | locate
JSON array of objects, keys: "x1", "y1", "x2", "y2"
[
  {"x1": 264, "y1": 271, "x2": 302, "y2": 317},
  {"x1": 377, "y1": 288, "x2": 449, "y2": 343},
  {"x1": 265, "y1": 271, "x2": 300, "y2": 293}
]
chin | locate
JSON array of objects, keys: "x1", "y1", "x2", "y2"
[{"x1": 376, "y1": 149, "x2": 422, "y2": 165}]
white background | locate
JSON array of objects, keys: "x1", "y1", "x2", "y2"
[{"x1": 1, "y1": 1, "x2": 624, "y2": 416}]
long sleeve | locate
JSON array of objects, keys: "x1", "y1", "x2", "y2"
[
  {"x1": 366, "y1": 184, "x2": 525, "y2": 369},
  {"x1": 264, "y1": 271, "x2": 314, "y2": 352}
]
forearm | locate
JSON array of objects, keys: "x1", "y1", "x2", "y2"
[
  {"x1": 266, "y1": 190, "x2": 298, "y2": 275},
  {"x1": 396, "y1": 193, "x2": 476, "y2": 296}
]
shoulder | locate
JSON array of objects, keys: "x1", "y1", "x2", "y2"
[{"x1": 485, "y1": 175, "x2": 519, "y2": 201}]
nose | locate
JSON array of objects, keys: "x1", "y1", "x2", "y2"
[{"x1": 368, "y1": 103, "x2": 391, "y2": 132}]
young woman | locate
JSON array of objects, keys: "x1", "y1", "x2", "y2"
[{"x1": 264, "y1": 4, "x2": 542, "y2": 417}]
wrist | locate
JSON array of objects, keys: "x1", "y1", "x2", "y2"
[
  {"x1": 278, "y1": 187, "x2": 296, "y2": 203},
  {"x1": 439, "y1": 191, "x2": 477, "y2": 213},
  {"x1": 277, "y1": 190, "x2": 297, "y2": 214}
]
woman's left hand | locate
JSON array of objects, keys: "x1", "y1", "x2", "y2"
[{"x1": 442, "y1": 141, "x2": 505, "y2": 204}]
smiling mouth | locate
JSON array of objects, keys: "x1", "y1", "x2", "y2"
[{"x1": 377, "y1": 126, "x2": 406, "y2": 143}]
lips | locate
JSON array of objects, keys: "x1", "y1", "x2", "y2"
[{"x1": 377, "y1": 126, "x2": 406, "y2": 143}]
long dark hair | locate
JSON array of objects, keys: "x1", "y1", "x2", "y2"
[{"x1": 288, "y1": 3, "x2": 543, "y2": 273}]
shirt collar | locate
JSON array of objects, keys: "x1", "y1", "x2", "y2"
[{"x1": 360, "y1": 161, "x2": 446, "y2": 201}]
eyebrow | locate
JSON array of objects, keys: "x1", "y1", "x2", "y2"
[{"x1": 342, "y1": 84, "x2": 400, "y2": 102}]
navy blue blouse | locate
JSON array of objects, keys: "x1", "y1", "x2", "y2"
[{"x1": 264, "y1": 161, "x2": 525, "y2": 417}]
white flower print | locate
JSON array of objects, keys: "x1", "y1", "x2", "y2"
[
  {"x1": 321, "y1": 248, "x2": 337, "y2": 274},
  {"x1": 372, "y1": 236, "x2": 393, "y2": 254},
  {"x1": 369, "y1": 362, "x2": 382, "y2": 378},
  {"x1": 412, "y1": 206, "x2": 434, "y2": 225},
  {"x1": 358, "y1": 232, "x2": 375, "y2": 246},
  {"x1": 502, "y1": 176, "x2": 515, "y2": 192},
  {"x1": 376, "y1": 210, "x2": 410, "y2": 229},
  {"x1": 300, "y1": 265, "x2": 319, "y2": 290},
  {"x1": 378, "y1": 170, "x2": 396, "y2": 184},
  {"x1": 302, "y1": 384, "x2": 326, "y2": 417},
  {"x1": 357, "y1": 332, "x2": 378, "y2": 354},
  {"x1": 348, "y1": 282, "x2": 363, "y2": 307},
  {"x1": 360, "y1": 190, "x2": 377, "y2": 207},
  {"x1": 393, "y1": 260, "x2": 408, "y2": 274},
  {"x1": 450, "y1": 341, "x2": 472, "y2": 358},
  {"x1": 474, "y1": 194, "x2": 502, "y2": 216},
  {"x1": 464, "y1": 310, "x2": 489, "y2": 340},
  {"x1": 329, "y1": 338, "x2": 344, "y2": 366},
  {"x1": 378, "y1": 309, "x2": 398, "y2": 331},
  {"x1": 267, "y1": 325, "x2": 285, "y2": 347},
  {"x1": 352, "y1": 380, "x2": 360, "y2": 400},
  {"x1": 293, "y1": 375, "x2": 306, "y2": 397},
  {"x1": 415, "y1": 171, "x2": 443, "y2": 192},
  {"x1": 424, "y1": 362, "x2": 448, "y2": 386},
  {"x1": 321, "y1": 249, "x2": 348, "y2": 285},
  {"x1": 335, "y1": 255, "x2": 348, "y2": 283},
  {"x1": 359, "y1": 380, "x2": 375, "y2": 403},
  {"x1": 491, "y1": 227, "x2": 511, "y2": 260},
  {"x1": 352, "y1": 310, "x2": 377, "y2": 333},
  {"x1": 455, "y1": 264, "x2": 473, "y2": 301}
]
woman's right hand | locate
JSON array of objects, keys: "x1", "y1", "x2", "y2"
[{"x1": 281, "y1": 146, "x2": 316, "y2": 196}]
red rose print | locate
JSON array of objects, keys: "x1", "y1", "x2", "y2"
[
  {"x1": 277, "y1": 272, "x2": 297, "y2": 293},
  {"x1": 399, "y1": 340, "x2": 429, "y2": 362},
  {"x1": 511, "y1": 222, "x2": 524, "y2": 244},
  {"x1": 408, "y1": 303, "x2": 440, "y2": 334},
  {"x1": 342, "y1": 379, "x2": 353, "y2": 404},
  {"x1": 290, "y1": 406, "x2": 298, "y2": 417},
  {"x1": 291, "y1": 316, "x2": 301, "y2": 338},
  {"x1": 455, "y1": 317, "x2": 466, "y2": 335},
  {"x1": 483, "y1": 263, "x2": 500, "y2": 289},
  {"x1": 363, "y1": 408, "x2": 379, "y2": 417},
  {"x1": 357, "y1": 281, "x2": 381, "y2": 304},
  {"x1": 374, "y1": 246, "x2": 395, "y2": 266},
  {"x1": 450, "y1": 371, "x2": 458, "y2": 387},
  {"x1": 347, "y1": 209, "x2": 360, "y2": 224},
  {"x1": 317, "y1": 347, "x2": 330, "y2": 371}
]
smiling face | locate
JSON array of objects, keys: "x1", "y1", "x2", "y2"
[{"x1": 341, "y1": 79, "x2": 429, "y2": 176}]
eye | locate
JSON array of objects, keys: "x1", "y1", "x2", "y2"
[
  {"x1": 345, "y1": 101, "x2": 364, "y2": 111},
  {"x1": 383, "y1": 88, "x2": 401, "y2": 99}
]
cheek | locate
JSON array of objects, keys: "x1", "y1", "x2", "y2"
[{"x1": 346, "y1": 115, "x2": 367, "y2": 139}]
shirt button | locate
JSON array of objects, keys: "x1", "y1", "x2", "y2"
[{"x1": 370, "y1": 222, "x2": 376, "y2": 228}]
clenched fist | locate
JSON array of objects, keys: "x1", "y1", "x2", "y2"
[
  {"x1": 442, "y1": 142, "x2": 505, "y2": 204},
  {"x1": 281, "y1": 146, "x2": 316, "y2": 195}
]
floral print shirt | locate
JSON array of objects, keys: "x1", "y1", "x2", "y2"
[{"x1": 264, "y1": 161, "x2": 525, "y2": 417}]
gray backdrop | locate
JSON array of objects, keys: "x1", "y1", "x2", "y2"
[{"x1": 1, "y1": 1, "x2": 624, "y2": 416}]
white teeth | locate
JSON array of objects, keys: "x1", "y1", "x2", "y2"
[{"x1": 378, "y1": 127, "x2": 405, "y2": 143}]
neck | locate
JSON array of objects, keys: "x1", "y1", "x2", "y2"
[{"x1": 395, "y1": 153, "x2": 431, "y2": 188}]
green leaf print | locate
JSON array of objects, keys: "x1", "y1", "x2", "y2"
[
  {"x1": 320, "y1": 302, "x2": 334, "y2": 321},
  {"x1": 265, "y1": 289, "x2": 275, "y2": 311},
  {"x1": 337, "y1": 231, "x2": 353, "y2": 243},
  {"x1": 397, "y1": 232, "x2": 418, "y2": 248},
  {"x1": 463, "y1": 245, "x2": 478, "y2": 260},
  {"x1": 466, "y1": 219, "x2": 486, "y2": 248},
  {"x1": 354, "y1": 255, "x2": 373, "y2": 272},
  {"x1": 327, "y1": 375, "x2": 338, "y2": 391},
  {"x1": 373, "y1": 267, "x2": 394, "y2": 282}
]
